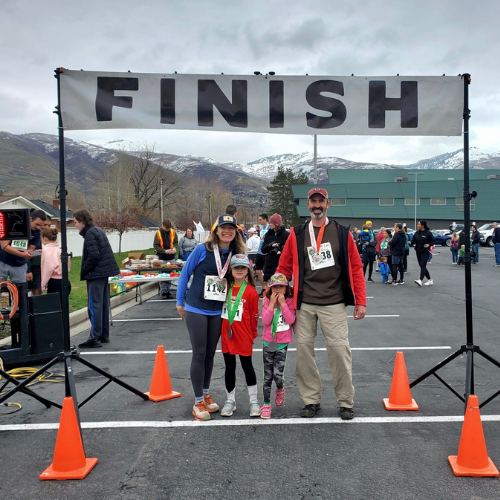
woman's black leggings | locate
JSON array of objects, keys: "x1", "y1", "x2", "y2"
[
  {"x1": 416, "y1": 251, "x2": 431, "y2": 281},
  {"x1": 185, "y1": 311, "x2": 222, "y2": 398},
  {"x1": 223, "y1": 352, "x2": 257, "y2": 393}
]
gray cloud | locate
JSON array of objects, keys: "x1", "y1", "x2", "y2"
[{"x1": 1, "y1": 0, "x2": 499, "y2": 163}]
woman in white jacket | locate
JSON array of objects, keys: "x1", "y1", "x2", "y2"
[{"x1": 246, "y1": 227, "x2": 260, "y2": 268}]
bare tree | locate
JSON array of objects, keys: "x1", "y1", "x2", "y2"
[
  {"x1": 94, "y1": 207, "x2": 143, "y2": 256},
  {"x1": 128, "y1": 142, "x2": 182, "y2": 216}
]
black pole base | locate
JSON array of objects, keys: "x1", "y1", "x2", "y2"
[
  {"x1": 0, "y1": 347, "x2": 149, "y2": 411},
  {"x1": 410, "y1": 343, "x2": 500, "y2": 411}
]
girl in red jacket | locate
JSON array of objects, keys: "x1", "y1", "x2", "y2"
[
  {"x1": 220, "y1": 254, "x2": 260, "y2": 417},
  {"x1": 260, "y1": 273, "x2": 295, "y2": 419}
]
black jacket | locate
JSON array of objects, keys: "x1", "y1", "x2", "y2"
[
  {"x1": 471, "y1": 230, "x2": 481, "y2": 244},
  {"x1": 261, "y1": 226, "x2": 289, "y2": 280},
  {"x1": 79, "y1": 224, "x2": 120, "y2": 280},
  {"x1": 411, "y1": 229, "x2": 435, "y2": 253},
  {"x1": 389, "y1": 230, "x2": 406, "y2": 257},
  {"x1": 493, "y1": 227, "x2": 500, "y2": 244}
]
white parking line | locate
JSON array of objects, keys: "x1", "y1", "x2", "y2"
[
  {"x1": 2, "y1": 414, "x2": 500, "y2": 432},
  {"x1": 80, "y1": 346, "x2": 451, "y2": 355},
  {"x1": 112, "y1": 318, "x2": 182, "y2": 322},
  {"x1": 111, "y1": 314, "x2": 399, "y2": 322}
]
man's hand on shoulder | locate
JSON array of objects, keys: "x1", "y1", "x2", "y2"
[{"x1": 353, "y1": 305, "x2": 366, "y2": 320}]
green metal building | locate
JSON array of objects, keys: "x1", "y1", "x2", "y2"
[{"x1": 293, "y1": 169, "x2": 500, "y2": 230}]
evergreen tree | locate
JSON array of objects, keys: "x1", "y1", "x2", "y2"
[{"x1": 268, "y1": 166, "x2": 309, "y2": 227}]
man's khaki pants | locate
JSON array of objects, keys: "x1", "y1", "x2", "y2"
[{"x1": 295, "y1": 302, "x2": 354, "y2": 408}]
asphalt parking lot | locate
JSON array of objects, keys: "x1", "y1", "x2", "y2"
[{"x1": 1, "y1": 246, "x2": 500, "y2": 499}]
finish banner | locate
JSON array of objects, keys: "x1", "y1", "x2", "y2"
[{"x1": 59, "y1": 70, "x2": 463, "y2": 136}]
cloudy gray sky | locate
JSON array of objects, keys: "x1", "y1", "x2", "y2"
[{"x1": 1, "y1": 0, "x2": 499, "y2": 164}]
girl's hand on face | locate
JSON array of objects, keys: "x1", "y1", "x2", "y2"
[{"x1": 277, "y1": 293, "x2": 286, "y2": 306}]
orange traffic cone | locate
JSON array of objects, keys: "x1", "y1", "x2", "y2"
[
  {"x1": 383, "y1": 351, "x2": 419, "y2": 410},
  {"x1": 448, "y1": 395, "x2": 499, "y2": 477},
  {"x1": 40, "y1": 397, "x2": 98, "y2": 480},
  {"x1": 146, "y1": 345, "x2": 181, "y2": 402}
]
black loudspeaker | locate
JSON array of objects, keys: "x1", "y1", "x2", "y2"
[{"x1": 28, "y1": 294, "x2": 64, "y2": 355}]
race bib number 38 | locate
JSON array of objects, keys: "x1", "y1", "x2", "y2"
[
  {"x1": 307, "y1": 242, "x2": 335, "y2": 270},
  {"x1": 204, "y1": 276, "x2": 227, "y2": 301}
]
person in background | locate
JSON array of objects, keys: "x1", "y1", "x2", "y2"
[
  {"x1": 389, "y1": 223, "x2": 406, "y2": 285},
  {"x1": 403, "y1": 226, "x2": 410, "y2": 273},
  {"x1": 154, "y1": 219, "x2": 179, "y2": 299},
  {"x1": 254, "y1": 213, "x2": 270, "y2": 294},
  {"x1": 261, "y1": 213, "x2": 289, "y2": 284},
  {"x1": 450, "y1": 232, "x2": 460, "y2": 265},
  {"x1": 27, "y1": 212, "x2": 52, "y2": 296},
  {"x1": 427, "y1": 244, "x2": 435, "y2": 263},
  {"x1": 378, "y1": 228, "x2": 393, "y2": 278},
  {"x1": 0, "y1": 209, "x2": 45, "y2": 283},
  {"x1": 359, "y1": 224, "x2": 376, "y2": 283},
  {"x1": 471, "y1": 225, "x2": 480, "y2": 264},
  {"x1": 40, "y1": 227, "x2": 71, "y2": 306},
  {"x1": 179, "y1": 228, "x2": 197, "y2": 261},
  {"x1": 176, "y1": 214, "x2": 247, "y2": 421},
  {"x1": 74, "y1": 209, "x2": 119, "y2": 348},
  {"x1": 492, "y1": 222, "x2": 500, "y2": 267},
  {"x1": 246, "y1": 227, "x2": 260, "y2": 267},
  {"x1": 411, "y1": 220, "x2": 435, "y2": 286},
  {"x1": 458, "y1": 244, "x2": 465, "y2": 266},
  {"x1": 378, "y1": 256, "x2": 391, "y2": 283}
]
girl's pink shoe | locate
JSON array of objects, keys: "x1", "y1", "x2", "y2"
[
  {"x1": 275, "y1": 389, "x2": 286, "y2": 406},
  {"x1": 260, "y1": 404, "x2": 272, "y2": 419}
]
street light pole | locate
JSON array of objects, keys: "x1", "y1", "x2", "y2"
[
  {"x1": 408, "y1": 172, "x2": 425, "y2": 229},
  {"x1": 313, "y1": 135, "x2": 318, "y2": 184}
]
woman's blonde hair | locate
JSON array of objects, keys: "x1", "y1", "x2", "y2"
[{"x1": 205, "y1": 226, "x2": 247, "y2": 255}]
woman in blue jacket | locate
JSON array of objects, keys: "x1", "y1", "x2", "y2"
[{"x1": 176, "y1": 214, "x2": 247, "y2": 421}]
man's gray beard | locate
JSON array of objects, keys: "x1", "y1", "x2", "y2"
[{"x1": 309, "y1": 209, "x2": 326, "y2": 220}]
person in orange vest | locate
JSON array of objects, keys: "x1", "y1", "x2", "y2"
[{"x1": 153, "y1": 219, "x2": 179, "y2": 299}]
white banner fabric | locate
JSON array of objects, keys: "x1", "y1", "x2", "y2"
[{"x1": 59, "y1": 70, "x2": 463, "y2": 136}]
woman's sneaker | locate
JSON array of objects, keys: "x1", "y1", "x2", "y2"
[
  {"x1": 424, "y1": 279, "x2": 434, "y2": 286},
  {"x1": 192, "y1": 401, "x2": 211, "y2": 421},
  {"x1": 221, "y1": 400, "x2": 236, "y2": 417},
  {"x1": 203, "y1": 394, "x2": 219, "y2": 412},
  {"x1": 275, "y1": 388, "x2": 286, "y2": 406},
  {"x1": 260, "y1": 404, "x2": 272, "y2": 419},
  {"x1": 250, "y1": 401, "x2": 261, "y2": 417}
]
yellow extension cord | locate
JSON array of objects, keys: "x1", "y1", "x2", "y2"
[{"x1": 0, "y1": 357, "x2": 64, "y2": 415}]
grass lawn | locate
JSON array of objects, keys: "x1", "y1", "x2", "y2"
[{"x1": 0, "y1": 248, "x2": 157, "y2": 340}]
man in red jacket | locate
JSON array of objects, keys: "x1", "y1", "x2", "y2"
[{"x1": 276, "y1": 187, "x2": 366, "y2": 420}]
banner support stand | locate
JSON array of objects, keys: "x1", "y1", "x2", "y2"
[
  {"x1": 0, "y1": 69, "x2": 148, "y2": 422},
  {"x1": 410, "y1": 74, "x2": 500, "y2": 411}
]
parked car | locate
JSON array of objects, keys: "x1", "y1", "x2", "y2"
[
  {"x1": 450, "y1": 223, "x2": 464, "y2": 233},
  {"x1": 478, "y1": 223, "x2": 495, "y2": 247},
  {"x1": 431, "y1": 231, "x2": 452, "y2": 246}
]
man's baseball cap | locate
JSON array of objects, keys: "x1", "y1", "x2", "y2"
[
  {"x1": 215, "y1": 214, "x2": 237, "y2": 227},
  {"x1": 308, "y1": 187, "x2": 329, "y2": 199}
]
